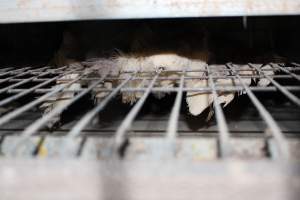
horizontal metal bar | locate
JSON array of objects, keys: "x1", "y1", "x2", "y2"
[
  {"x1": 60, "y1": 74, "x2": 136, "y2": 156},
  {"x1": 28, "y1": 66, "x2": 51, "y2": 72},
  {"x1": 7, "y1": 85, "x2": 300, "y2": 95},
  {"x1": 250, "y1": 63, "x2": 300, "y2": 107},
  {"x1": 0, "y1": 67, "x2": 68, "y2": 107},
  {"x1": 0, "y1": 71, "x2": 83, "y2": 128},
  {"x1": 113, "y1": 71, "x2": 161, "y2": 155},
  {"x1": 291, "y1": 62, "x2": 300, "y2": 67},
  {"x1": 24, "y1": 74, "x2": 294, "y2": 82},
  {"x1": 4, "y1": 71, "x2": 60, "y2": 77},
  {"x1": 0, "y1": 67, "x2": 46, "y2": 84},
  {"x1": 0, "y1": 70, "x2": 52, "y2": 95},
  {"x1": 1, "y1": 65, "x2": 299, "y2": 78},
  {"x1": 0, "y1": 66, "x2": 32, "y2": 77},
  {"x1": 120, "y1": 66, "x2": 300, "y2": 73},
  {"x1": 3, "y1": 67, "x2": 297, "y2": 84},
  {"x1": 19, "y1": 76, "x2": 110, "y2": 147},
  {"x1": 274, "y1": 63, "x2": 300, "y2": 82},
  {"x1": 0, "y1": 74, "x2": 25, "y2": 85},
  {"x1": 0, "y1": 76, "x2": 58, "y2": 107},
  {"x1": 228, "y1": 63, "x2": 291, "y2": 160},
  {"x1": 0, "y1": 67, "x2": 14, "y2": 72}
]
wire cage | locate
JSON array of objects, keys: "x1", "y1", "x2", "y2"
[
  {"x1": 1, "y1": 1, "x2": 300, "y2": 198},
  {"x1": 0, "y1": 62, "x2": 299, "y2": 160},
  {"x1": 0, "y1": 61, "x2": 300, "y2": 199}
]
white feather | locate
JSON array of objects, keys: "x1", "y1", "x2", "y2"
[{"x1": 257, "y1": 65, "x2": 274, "y2": 87}]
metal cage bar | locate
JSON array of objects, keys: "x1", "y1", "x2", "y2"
[
  {"x1": 166, "y1": 71, "x2": 185, "y2": 140},
  {"x1": 227, "y1": 63, "x2": 291, "y2": 160},
  {"x1": 0, "y1": 62, "x2": 299, "y2": 159},
  {"x1": 249, "y1": 63, "x2": 300, "y2": 107},
  {"x1": 114, "y1": 71, "x2": 161, "y2": 155},
  {"x1": 207, "y1": 65, "x2": 231, "y2": 158},
  {"x1": 273, "y1": 63, "x2": 300, "y2": 82},
  {"x1": 60, "y1": 73, "x2": 136, "y2": 156},
  {"x1": 0, "y1": 69, "x2": 82, "y2": 127}
]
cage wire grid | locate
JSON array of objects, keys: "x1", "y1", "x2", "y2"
[{"x1": 0, "y1": 63, "x2": 299, "y2": 160}]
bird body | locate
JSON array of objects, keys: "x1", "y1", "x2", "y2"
[{"x1": 41, "y1": 22, "x2": 276, "y2": 128}]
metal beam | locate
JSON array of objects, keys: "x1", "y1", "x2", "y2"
[
  {"x1": 1, "y1": 0, "x2": 300, "y2": 23},
  {"x1": 0, "y1": 159, "x2": 299, "y2": 200}
]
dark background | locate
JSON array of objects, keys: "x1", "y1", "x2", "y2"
[{"x1": 0, "y1": 16, "x2": 299, "y2": 67}]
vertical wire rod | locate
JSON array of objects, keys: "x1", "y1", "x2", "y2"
[
  {"x1": 26, "y1": 66, "x2": 51, "y2": 72},
  {"x1": 291, "y1": 62, "x2": 300, "y2": 67},
  {"x1": 166, "y1": 72, "x2": 185, "y2": 140},
  {"x1": 165, "y1": 71, "x2": 185, "y2": 157},
  {"x1": 0, "y1": 66, "x2": 50, "y2": 86},
  {"x1": 227, "y1": 63, "x2": 290, "y2": 160},
  {"x1": 59, "y1": 74, "x2": 135, "y2": 156},
  {"x1": 0, "y1": 76, "x2": 58, "y2": 107},
  {"x1": 272, "y1": 63, "x2": 300, "y2": 82},
  {"x1": 0, "y1": 71, "x2": 82, "y2": 127},
  {"x1": 113, "y1": 71, "x2": 160, "y2": 152},
  {"x1": 0, "y1": 66, "x2": 32, "y2": 77},
  {"x1": 206, "y1": 65, "x2": 231, "y2": 158},
  {"x1": 1, "y1": 66, "x2": 50, "y2": 78},
  {"x1": 0, "y1": 71, "x2": 31, "y2": 85},
  {"x1": 0, "y1": 67, "x2": 68, "y2": 107},
  {"x1": 0, "y1": 70, "x2": 52, "y2": 95},
  {"x1": 0, "y1": 67, "x2": 14, "y2": 72},
  {"x1": 249, "y1": 63, "x2": 300, "y2": 107},
  {"x1": 16, "y1": 75, "x2": 110, "y2": 152}
]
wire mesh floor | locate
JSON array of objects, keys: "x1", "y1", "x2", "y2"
[{"x1": 0, "y1": 63, "x2": 299, "y2": 160}]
